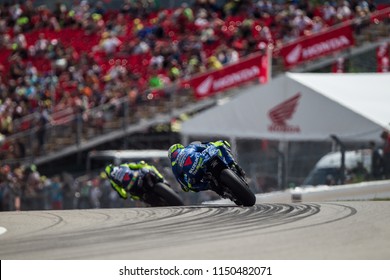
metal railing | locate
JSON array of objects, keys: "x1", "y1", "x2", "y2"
[{"x1": 1, "y1": 84, "x2": 196, "y2": 164}]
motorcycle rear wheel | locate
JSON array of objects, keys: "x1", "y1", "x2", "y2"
[{"x1": 220, "y1": 169, "x2": 256, "y2": 206}]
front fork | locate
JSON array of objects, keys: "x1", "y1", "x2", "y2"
[{"x1": 205, "y1": 156, "x2": 235, "y2": 199}]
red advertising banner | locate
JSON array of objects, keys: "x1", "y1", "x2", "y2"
[
  {"x1": 280, "y1": 24, "x2": 355, "y2": 68},
  {"x1": 370, "y1": 6, "x2": 390, "y2": 23},
  {"x1": 377, "y1": 42, "x2": 389, "y2": 73},
  {"x1": 181, "y1": 53, "x2": 264, "y2": 100}
]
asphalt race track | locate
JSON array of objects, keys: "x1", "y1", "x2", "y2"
[{"x1": 0, "y1": 201, "x2": 389, "y2": 259}]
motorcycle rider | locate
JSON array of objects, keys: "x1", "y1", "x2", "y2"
[
  {"x1": 168, "y1": 140, "x2": 245, "y2": 193},
  {"x1": 104, "y1": 161, "x2": 165, "y2": 200}
]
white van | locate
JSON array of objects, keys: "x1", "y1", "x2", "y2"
[{"x1": 302, "y1": 149, "x2": 372, "y2": 186}]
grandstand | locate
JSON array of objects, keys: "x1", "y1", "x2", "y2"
[{"x1": 0, "y1": 0, "x2": 389, "y2": 210}]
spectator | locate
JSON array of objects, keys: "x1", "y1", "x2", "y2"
[
  {"x1": 0, "y1": 164, "x2": 21, "y2": 211},
  {"x1": 11, "y1": 27, "x2": 28, "y2": 59},
  {"x1": 41, "y1": 176, "x2": 52, "y2": 210},
  {"x1": 322, "y1": 1, "x2": 337, "y2": 24},
  {"x1": 336, "y1": 0, "x2": 353, "y2": 22},
  {"x1": 194, "y1": 8, "x2": 210, "y2": 29},
  {"x1": 77, "y1": 179, "x2": 92, "y2": 209},
  {"x1": 8, "y1": 56, "x2": 25, "y2": 80},
  {"x1": 173, "y1": 3, "x2": 195, "y2": 34},
  {"x1": 131, "y1": 37, "x2": 151, "y2": 55},
  {"x1": 0, "y1": 171, "x2": 5, "y2": 211},
  {"x1": 50, "y1": 175, "x2": 63, "y2": 210},
  {"x1": 98, "y1": 32, "x2": 122, "y2": 57},
  {"x1": 148, "y1": 67, "x2": 166, "y2": 89},
  {"x1": 311, "y1": 16, "x2": 326, "y2": 34},
  {"x1": 22, "y1": 164, "x2": 42, "y2": 210},
  {"x1": 207, "y1": 55, "x2": 223, "y2": 70},
  {"x1": 90, "y1": 178, "x2": 102, "y2": 208},
  {"x1": 291, "y1": 9, "x2": 313, "y2": 37},
  {"x1": 257, "y1": 22, "x2": 273, "y2": 44},
  {"x1": 380, "y1": 130, "x2": 390, "y2": 179},
  {"x1": 33, "y1": 33, "x2": 50, "y2": 57},
  {"x1": 98, "y1": 172, "x2": 112, "y2": 208},
  {"x1": 0, "y1": 107, "x2": 13, "y2": 136},
  {"x1": 35, "y1": 103, "x2": 52, "y2": 156},
  {"x1": 105, "y1": 60, "x2": 127, "y2": 81},
  {"x1": 61, "y1": 172, "x2": 75, "y2": 209},
  {"x1": 8, "y1": 139, "x2": 26, "y2": 159},
  {"x1": 369, "y1": 141, "x2": 384, "y2": 180}
]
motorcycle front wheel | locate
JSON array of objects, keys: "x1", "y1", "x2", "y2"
[{"x1": 220, "y1": 169, "x2": 256, "y2": 206}]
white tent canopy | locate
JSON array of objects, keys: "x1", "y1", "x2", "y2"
[{"x1": 181, "y1": 73, "x2": 390, "y2": 142}]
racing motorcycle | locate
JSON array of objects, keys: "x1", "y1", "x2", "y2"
[
  {"x1": 108, "y1": 166, "x2": 185, "y2": 207},
  {"x1": 203, "y1": 149, "x2": 256, "y2": 207}
]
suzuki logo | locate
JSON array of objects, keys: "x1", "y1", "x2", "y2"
[{"x1": 268, "y1": 93, "x2": 301, "y2": 133}]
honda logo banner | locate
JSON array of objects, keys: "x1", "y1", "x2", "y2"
[
  {"x1": 268, "y1": 93, "x2": 301, "y2": 133},
  {"x1": 280, "y1": 24, "x2": 355, "y2": 69},
  {"x1": 181, "y1": 53, "x2": 265, "y2": 100}
]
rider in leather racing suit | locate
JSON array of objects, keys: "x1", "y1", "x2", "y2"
[
  {"x1": 105, "y1": 161, "x2": 164, "y2": 200},
  {"x1": 168, "y1": 140, "x2": 245, "y2": 192}
]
